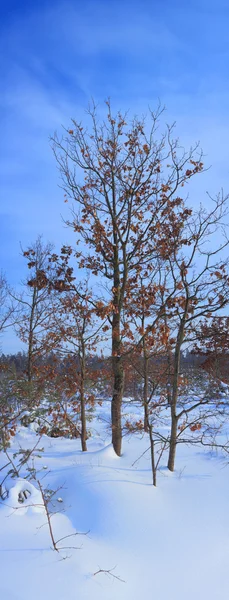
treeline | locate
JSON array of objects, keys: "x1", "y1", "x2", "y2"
[
  {"x1": 0, "y1": 351, "x2": 106, "y2": 376},
  {"x1": 0, "y1": 349, "x2": 206, "y2": 379}
]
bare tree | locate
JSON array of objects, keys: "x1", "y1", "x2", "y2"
[
  {"x1": 160, "y1": 194, "x2": 229, "y2": 470},
  {"x1": 14, "y1": 236, "x2": 56, "y2": 385},
  {"x1": 47, "y1": 276, "x2": 105, "y2": 452},
  {"x1": 52, "y1": 100, "x2": 204, "y2": 456},
  {"x1": 0, "y1": 272, "x2": 18, "y2": 342}
]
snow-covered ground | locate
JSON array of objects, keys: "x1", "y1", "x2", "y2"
[{"x1": 1, "y1": 399, "x2": 229, "y2": 599}]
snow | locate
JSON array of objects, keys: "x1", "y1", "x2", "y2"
[
  {"x1": 1, "y1": 401, "x2": 229, "y2": 599},
  {"x1": 4, "y1": 478, "x2": 44, "y2": 515}
]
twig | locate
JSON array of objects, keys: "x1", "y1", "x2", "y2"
[
  {"x1": 93, "y1": 566, "x2": 125, "y2": 583},
  {"x1": 37, "y1": 479, "x2": 59, "y2": 551},
  {"x1": 55, "y1": 531, "x2": 89, "y2": 545},
  {"x1": 0, "y1": 461, "x2": 11, "y2": 473},
  {"x1": 131, "y1": 446, "x2": 150, "y2": 467}
]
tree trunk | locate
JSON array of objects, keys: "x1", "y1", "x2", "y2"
[
  {"x1": 167, "y1": 317, "x2": 186, "y2": 471},
  {"x1": 144, "y1": 405, "x2": 149, "y2": 433},
  {"x1": 111, "y1": 237, "x2": 124, "y2": 457},
  {"x1": 145, "y1": 402, "x2": 156, "y2": 486},
  {"x1": 27, "y1": 287, "x2": 37, "y2": 383},
  {"x1": 149, "y1": 425, "x2": 157, "y2": 487},
  {"x1": 163, "y1": 308, "x2": 173, "y2": 406},
  {"x1": 111, "y1": 299, "x2": 124, "y2": 456},
  {"x1": 80, "y1": 343, "x2": 87, "y2": 452},
  {"x1": 143, "y1": 349, "x2": 149, "y2": 433},
  {"x1": 167, "y1": 413, "x2": 178, "y2": 472},
  {"x1": 80, "y1": 397, "x2": 87, "y2": 452},
  {"x1": 111, "y1": 354, "x2": 124, "y2": 457}
]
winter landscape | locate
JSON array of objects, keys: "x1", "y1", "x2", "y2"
[{"x1": 1, "y1": 0, "x2": 229, "y2": 598}]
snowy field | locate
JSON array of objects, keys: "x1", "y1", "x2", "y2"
[{"x1": 1, "y1": 399, "x2": 229, "y2": 600}]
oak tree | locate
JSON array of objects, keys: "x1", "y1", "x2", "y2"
[{"x1": 52, "y1": 101, "x2": 204, "y2": 455}]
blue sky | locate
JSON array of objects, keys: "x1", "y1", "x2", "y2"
[{"x1": 1, "y1": 0, "x2": 229, "y2": 351}]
